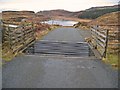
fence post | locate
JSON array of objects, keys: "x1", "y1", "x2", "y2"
[
  {"x1": 103, "y1": 29, "x2": 109, "y2": 58},
  {"x1": 93, "y1": 26, "x2": 97, "y2": 49},
  {"x1": 8, "y1": 27, "x2": 11, "y2": 50}
]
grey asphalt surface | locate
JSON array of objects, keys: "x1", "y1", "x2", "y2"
[
  {"x1": 2, "y1": 27, "x2": 118, "y2": 88},
  {"x1": 42, "y1": 27, "x2": 85, "y2": 42}
]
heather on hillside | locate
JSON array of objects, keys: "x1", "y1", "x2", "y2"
[{"x1": 78, "y1": 7, "x2": 119, "y2": 19}]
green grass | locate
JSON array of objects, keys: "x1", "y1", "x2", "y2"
[
  {"x1": 103, "y1": 52, "x2": 118, "y2": 69},
  {"x1": 2, "y1": 51, "x2": 14, "y2": 61},
  {"x1": 106, "y1": 53, "x2": 118, "y2": 64}
]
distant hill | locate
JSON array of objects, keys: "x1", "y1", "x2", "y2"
[
  {"x1": 89, "y1": 11, "x2": 119, "y2": 26},
  {"x1": 36, "y1": 9, "x2": 76, "y2": 18},
  {"x1": 37, "y1": 5, "x2": 119, "y2": 19},
  {"x1": 78, "y1": 5, "x2": 119, "y2": 19}
]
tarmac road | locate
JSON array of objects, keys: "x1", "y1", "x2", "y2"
[
  {"x1": 42, "y1": 27, "x2": 85, "y2": 42},
  {"x1": 2, "y1": 27, "x2": 118, "y2": 88}
]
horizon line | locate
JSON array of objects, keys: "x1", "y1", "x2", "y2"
[{"x1": 0, "y1": 4, "x2": 118, "y2": 13}]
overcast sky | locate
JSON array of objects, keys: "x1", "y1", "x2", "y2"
[{"x1": 0, "y1": 0, "x2": 119, "y2": 12}]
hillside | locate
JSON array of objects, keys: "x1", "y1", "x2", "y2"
[
  {"x1": 78, "y1": 5, "x2": 119, "y2": 19},
  {"x1": 2, "y1": 11, "x2": 35, "y2": 24},
  {"x1": 37, "y1": 5, "x2": 119, "y2": 20},
  {"x1": 89, "y1": 11, "x2": 119, "y2": 26},
  {"x1": 36, "y1": 9, "x2": 91, "y2": 22},
  {"x1": 37, "y1": 9, "x2": 75, "y2": 18}
]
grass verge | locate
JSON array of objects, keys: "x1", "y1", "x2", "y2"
[{"x1": 103, "y1": 52, "x2": 118, "y2": 69}]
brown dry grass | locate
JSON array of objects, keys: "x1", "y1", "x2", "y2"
[
  {"x1": 89, "y1": 11, "x2": 119, "y2": 26},
  {"x1": 2, "y1": 11, "x2": 35, "y2": 25}
]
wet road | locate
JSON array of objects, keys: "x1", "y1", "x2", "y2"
[{"x1": 2, "y1": 27, "x2": 118, "y2": 88}]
